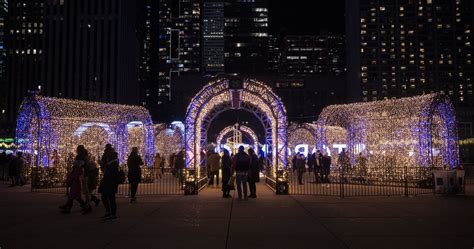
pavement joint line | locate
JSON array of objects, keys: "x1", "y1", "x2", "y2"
[
  {"x1": 289, "y1": 195, "x2": 351, "y2": 249},
  {"x1": 101, "y1": 195, "x2": 185, "y2": 249},
  {"x1": 224, "y1": 193, "x2": 235, "y2": 249}
]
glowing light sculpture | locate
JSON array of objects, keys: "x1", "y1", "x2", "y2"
[
  {"x1": 316, "y1": 93, "x2": 459, "y2": 169},
  {"x1": 185, "y1": 78, "x2": 287, "y2": 185},
  {"x1": 16, "y1": 95, "x2": 155, "y2": 167},
  {"x1": 216, "y1": 124, "x2": 259, "y2": 152}
]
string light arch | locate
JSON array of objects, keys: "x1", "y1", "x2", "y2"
[
  {"x1": 316, "y1": 93, "x2": 459, "y2": 169},
  {"x1": 215, "y1": 124, "x2": 259, "y2": 152},
  {"x1": 185, "y1": 78, "x2": 287, "y2": 179},
  {"x1": 16, "y1": 95, "x2": 155, "y2": 167}
]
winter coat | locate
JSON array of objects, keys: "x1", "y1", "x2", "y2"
[
  {"x1": 206, "y1": 153, "x2": 221, "y2": 172},
  {"x1": 98, "y1": 159, "x2": 119, "y2": 194},
  {"x1": 67, "y1": 163, "x2": 84, "y2": 199},
  {"x1": 221, "y1": 155, "x2": 232, "y2": 184},
  {"x1": 233, "y1": 152, "x2": 250, "y2": 173},
  {"x1": 9, "y1": 156, "x2": 25, "y2": 176},
  {"x1": 87, "y1": 160, "x2": 99, "y2": 190},
  {"x1": 174, "y1": 153, "x2": 185, "y2": 169},
  {"x1": 248, "y1": 153, "x2": 260, "y2": 182},
  {"x1": 127, "y1": 153, "x2": 144, "y2": 184}
]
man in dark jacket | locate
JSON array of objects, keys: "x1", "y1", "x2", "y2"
[
  {"x1": 127, "y1": 147, "x2": 144, "y2": 203},
  {"x1": 295, "y1": 153, "x2": 306, "y2": 185},
  {"x1": 9, "y1": 152, "x2": 26, "y2": 187},
  {"x1": 232, "y1": 146, "x2": 250, "y2": 200},
  {"x1": 174, "y1": 150, "x2": 185, "y2": 185},
  {"x1": 247, "y1": 148, "x2": 259, "y2": 198},
  {"x1": 321, "y1": 154, "x2": 332, "y2": 183},
  {"x1": 98, "y1": 151, "x2": 119, "y2": 220}
]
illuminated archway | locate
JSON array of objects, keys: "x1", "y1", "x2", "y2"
[
  {"x1": 317, "y1": 93, "x2": 459, "y2": 169},
  {"x1": 185, "y1": 78, "x2": 287, "y2": 183},
  {"x1": 216, "y1": 124, "x2": 259, "y2": 152}
]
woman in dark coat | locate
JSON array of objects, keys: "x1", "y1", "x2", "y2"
[
  {"x1": 98, "y1": 151, "x2": 119, "y2": 220},
  {"x1": 127, "y1": 147, "x2": 144, "y2": 203},
  {"x1": 247, "y1": 148, "x2": 260, "y2": 198},
  {"x1": 221, "y1": 149, "x2": 232, "y2": 198}
]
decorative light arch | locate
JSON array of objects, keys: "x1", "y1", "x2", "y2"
[
  {"x1": 316, "y1": 93, "x2": 459, "y2": 169},
  {"x1": 16, "y1": 95, "x2": 155, "y2": 167},
  {"x1": 185, "y1": 78, "x2": 287, "y2": 180},
  {"x1": 216, "y1": 124, "x2": 259, "y2": 151}
]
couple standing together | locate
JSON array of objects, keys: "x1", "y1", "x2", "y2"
[{"x1": 222, "y1": 146, "x2": 259, "y2": 200}]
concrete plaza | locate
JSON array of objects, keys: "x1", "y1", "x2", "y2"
[{"x1": 0, "y1": 182, "x2": 473, "y2": 249}]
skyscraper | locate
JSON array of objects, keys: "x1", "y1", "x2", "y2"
[
  {"x1": 279, "y1": 34, "x2": 346, "y2": 76},
  {"x1": 6, "y1": 0, "x2": 140, "y2": 125},
  {"x1": 6, "y1": 0, "x2": 44, "y2": 124},
  {"x1": 224, "y1": 0, "x2": 269, "y2": 74},
  {"x1": 346, "y1": 0, "x2": 473, "y2": 126},
  {"x1": 0, "y1": 0, "x2": 7, "y2": 123},
  {"x1": 158, "y1": 0, "x2": 201, "y2": 118},
  {"x1": 202, "y1": 0, "x2": 224, "y2": 75},
  {"x1": 42, "y1": 0, "x2": 138, "y2": 104}
]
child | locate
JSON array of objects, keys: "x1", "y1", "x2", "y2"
[{"x1": 59, "y1": 160, "x2": 87, "y2": 214}]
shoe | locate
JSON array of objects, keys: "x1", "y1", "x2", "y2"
[
  {"x1": 61, "y1": 209, "x2": 71, "y2": 214},
  {"x1": 58, "y1": 205, "x2": 68, "y2": 210},
  {"x1": 93, "y1": 199, "x2": 100, "y2": 207},
  {"x1": 101, "y1": 213, "x2": 112, "y2": 219},
  {"x1": 130, "y1": 198, "x2": 137, "y2": 203},
  {"x1": 82, "y1": 206, "x2": 92, "y2": 215},
  {"x1": 105, "y1": 215, "x2": 117, "y2": 221}
]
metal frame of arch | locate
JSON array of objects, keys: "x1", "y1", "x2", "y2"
[{"x1": 184, "y1": 78, "x2": 287, "y2": 183}]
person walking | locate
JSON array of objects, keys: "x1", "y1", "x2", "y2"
[
  {"x1": 127, "y1": 147, "x2": 144, "y2": 203},
  {"x1": 75, "y1": 145, "x2": 92, "y2": 214},
  {"x1": 221, "y1": 149, "x2": 232, "y2": 198},
  {"x1": 314, "y1": 151, "x2": 323, "y2": 183},
  {"x1": 295, "y1": 153, "x2": 306, "y2": 185},
  {"x1": 207, "y1": 150, "x2": 221, "y2": 187},
  {"x1": 98, "y1": 151, "x2": 119, "y2": 220},
  {"x1": 86, "y1": 156, "x2": 101, "y2": 207},
  {"x1": 247, "y1": 148, "x2": 259, "y2": 198},
  {"x1": 59, "y1": 159, "x2": 87, "y2": 214},
  {"x1": 232, "y1": 146, "x2": 250, "y2": 200}
]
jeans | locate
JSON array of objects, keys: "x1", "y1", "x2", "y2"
[
  {"x1": 102, "y1": 193, "x2": 117, "y2": 215},
  {"x1": 209, "y1": 171, "x2": 219, "y2": 186},
  {"x1": 130, "y1": 182, "x2": 139, "y2": 199},
  {"x1": 235, "y1": 173, "x2": 248, "y2": 199},
  {"x1": 248, "y1": 180, "x2": 256, "y2": 196},
  {"x1": 297, "y1": 169, "x2": 304, "y2": 184}
]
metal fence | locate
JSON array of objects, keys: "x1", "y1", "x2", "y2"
[
  {"x1": 31, "y1": 166, "x2": 183, "y2": 195},
  {"x1": 286, "y1": 166, "x2": 435, "y2": 197}
]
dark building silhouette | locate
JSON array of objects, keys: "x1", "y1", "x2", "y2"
[
  {"x1": 346, "y1": 0, "x2": 473, "y2": 132},
  {"x1": 202, "y1": 0, "x2": 224, "y2": 74},
  {"x1": 157, "y1": 0, "x2": 201, "y2": 119},
  {"x1": 6, "y1": 0, "x2": 140, "y2": 128},
  {"x1": 279, "y1": 34, "x2": 345, "y2": 76},
  {"x1": 6, "y1": 0, "x2": 44, "y2": 125},
  {"x1": 224, "y1": 0, "x2": 269, "y2": 74},
  {"x1": 0, "y1": 0, "x2": 7, "y2": 124}
]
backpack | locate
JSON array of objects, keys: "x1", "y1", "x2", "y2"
[{"x1": 117, "y1": 168, "x2": 126, "y2": 184}]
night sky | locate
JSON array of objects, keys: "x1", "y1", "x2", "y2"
[{"x1": 269, "y1": 0, "x2": 345, "y2": 35}]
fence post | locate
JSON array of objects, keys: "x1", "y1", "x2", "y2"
[
  {"x1": 340, "y1": 166, "x2": 344, "y2": 199},
  {"x1": 404, "y1": 165, "x2": 408, "y2": 197}
]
